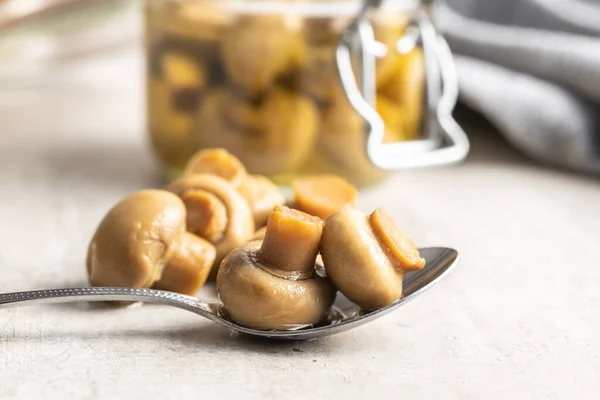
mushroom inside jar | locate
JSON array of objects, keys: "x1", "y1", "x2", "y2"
[
  {"x1": 181, "y1": 147, "x2": 285, "y2": 229},
  {"x1": 146, "y1": 2, "x2": 423, "y2": 186},
  {"x1": 193, "y1": 87, "x2": 319, "y2": 177}
]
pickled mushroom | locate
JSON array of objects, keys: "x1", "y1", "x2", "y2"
[
  {"x1": 184, "y1": 148, "x2": 247, "y2": 187},
  {"x1": 320, "y1": 206, "x2": 425, "y2": 310},
  {"x1": 297, "y1": 46, "x2": 340, "y2": 103},
  {"x1": 162, "y1": 51, "x2": 206, "y2": 92},
  {"x1": 376, "y1": 95, "x2": 408, "y2": 143},
  {"x1": 86, "y1": 190, "x2": 216, "y2": 296},
  {"x1": 148, "y1": 78, "x2": 195, "y2": 168},
  {"x1": 194, "y1": 87, "x2": 318, "y2": 176},
  {"x1": 217, "y1": 205, "x2": 336, "y2": 330},
  {"x1": 373, "y1": 20, "x2": 407, "y2": 86},
  {"x1": 221, "y1": 15, "x2": 306, "y2": 94},
  {"x1": 161, "y1": 51, "x2": 207, "y2": 111},
  {"x1": 378, "y1": 48, "x2": 425, "y2": 137},
  {"x1": 318, "y1": 95, "x2": 386, "y2": 185},
  {"x1": 238, "y1": 174, "x2": 286, "y2": 227},
  {"x1": 150, "y1": 1, "x2": 232, "y2": 42}
]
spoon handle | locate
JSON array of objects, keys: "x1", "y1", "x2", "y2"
[{"x1": 0, "y1": 287, "x2": 217, "y2": 317}]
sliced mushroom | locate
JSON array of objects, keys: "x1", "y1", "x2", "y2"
[
  {"x1": 378, "y1": 48, "x2": 425, "y2": 138},
  {"x1": 217, "y1": 205, "x2": 336, "y2": 330},
  {"x1": 86, "y1": 190, "x2": 216, "y2": 295},
  {"x1": 320, "y1": 206, "x2": 425, "y2": 310},
  {"x1": 291, "y1": 174, "x2": 357, "y2": 220},
  {"x1": 318, "y1": 94, "x2": 387, "y2": 186},
  {"x1": 167, "y1": 174, "x2": 255, "y2": 277}
]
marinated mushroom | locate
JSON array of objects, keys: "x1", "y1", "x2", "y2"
[
  {"x1": 297, "y1": 46, "x2": 339, "y2": 103},
  {"x1": 217, "y1": 205, "x2": 336, "y2": 330},
  {"x1": 320, "y1": 206, "x2": 425, "y2": 310},
  {"x1": 148, "y1": 77, "x2": 195, "y2": 168},
  {"x1": 378, "y1": 48, "x2": 425, "y2": 137},
  {"x1": 167, "y1": 174, "x2": 254, "y2": 277},
  {"x1": 221, "y1": 15, "x2": 305, "y2": 94},
  {"x1": 183, "y1": 147, "x2": 247, "y2": 187},
  {"x1": 291, "y1": 174, "x2": 357, "y2": 220},
  {"x1": 151, "y1": 0, "x2": 232, "y2": 43},
  {"x1": 373, "y1": 20, "x2": 407, "y2": 86},
  {"x1": 303, "y1": 16, "x2": 343, "y2": 46},
  {"x1": 318, "y1": 94, "x2": 387, "y2": 185},
  {"x1": 86, "y1": 190, "x2": 216, "y2": 295},
  {"x1": 161, "y1": 51, "x2": 206, "y2": 111},
  {"x1": 194, "y1": 87, "x2": 318, "y2": 176},
  {"x1": 238, "y1": 174, "x2": 286, "y2": 227},
  {"x1": 183, "y1": 148, "x2": 285, "y2": 227},
  {"x1": 376, "y1": 95, "x2": 408, "y2": 143}
]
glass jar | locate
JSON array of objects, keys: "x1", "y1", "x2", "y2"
[{"x1": 144, "y1": 0, "x2": 468, "y2": 186}]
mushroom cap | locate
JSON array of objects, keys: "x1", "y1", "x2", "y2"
[
  {"x1": 320, "y1": 206, "x2": 403, "y2": 310},
  {"x1": 217, "y1": 241, "x2": 336, "y2": 330},
  {"x1": 378, "y1": 48, "x2": 425, "y2": 136},
  {"x1": 221, "y1": 15, "x2": 305, "y2": 94},
  {"x1": 86, "y1": 190, "x2": 186, "y2": 288},
  {"x1": 238, "y1": 174, "x2": 286, "y2": 228},
  {"x1": 167, "y1": 174, "x2": 254, "y2": 267},
  {"x1": 318, "y1": 95, "x2": 387, "y2": 186},
  {"x1": 184, "y1": 148, "x2": 247, "y2": 188},
  {"x1": 194, "y1": 87, "x2": 318, "y2": 176}
]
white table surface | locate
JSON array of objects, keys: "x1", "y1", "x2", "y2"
[{"x1": 1, "y1": 22, "x2": 599, "y2": 400}]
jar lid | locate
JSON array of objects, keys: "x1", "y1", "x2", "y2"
[{"x1": 222, "y1": 0, "x2": 420, "y2": 17}]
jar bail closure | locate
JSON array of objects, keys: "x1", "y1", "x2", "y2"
[{"x1": 335, "y1": 0, "x2": 470, "y2": 170}]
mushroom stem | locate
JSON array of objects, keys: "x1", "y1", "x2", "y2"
[
  {"x1": 256, "y1": 205, "x2": 323, "y2": 275},
  {"x1": 167, "y1": 174, "x2": 255, "y2": 279},
  {"x1": 181, "y1": 189, "x2": 228, "y2": 243},
  {"x1": 153, "y1": 232, "x2": 216, "y2": 295}
]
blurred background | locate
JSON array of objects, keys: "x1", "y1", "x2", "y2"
[{"x1": 1, "y1": 0, "x2": 599, "y2": 187}]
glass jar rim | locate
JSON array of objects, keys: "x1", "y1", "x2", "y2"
[{"x1": 188, "y1": 0, "x2": 420, "y2": 17}]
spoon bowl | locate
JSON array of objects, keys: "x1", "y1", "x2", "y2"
[{"x1": 0, "y1": 247, "x2": 458, "y2": 341}]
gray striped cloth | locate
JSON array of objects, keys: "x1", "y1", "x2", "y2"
[{"x1": 435, "y1": 0, "x2": 600, "y2": 174}]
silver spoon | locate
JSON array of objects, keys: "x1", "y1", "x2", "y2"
[{"x1": 0, "y1": 247, "x2": 458, "y2": 341}]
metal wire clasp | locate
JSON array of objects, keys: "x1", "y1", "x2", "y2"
[{"x1": 335, "y1": 0, "x2": 470, "y2": 169}]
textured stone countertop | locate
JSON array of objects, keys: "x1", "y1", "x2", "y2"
[{"x1": 0, "y1": 40, "x2": 599, "y2": 399}]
